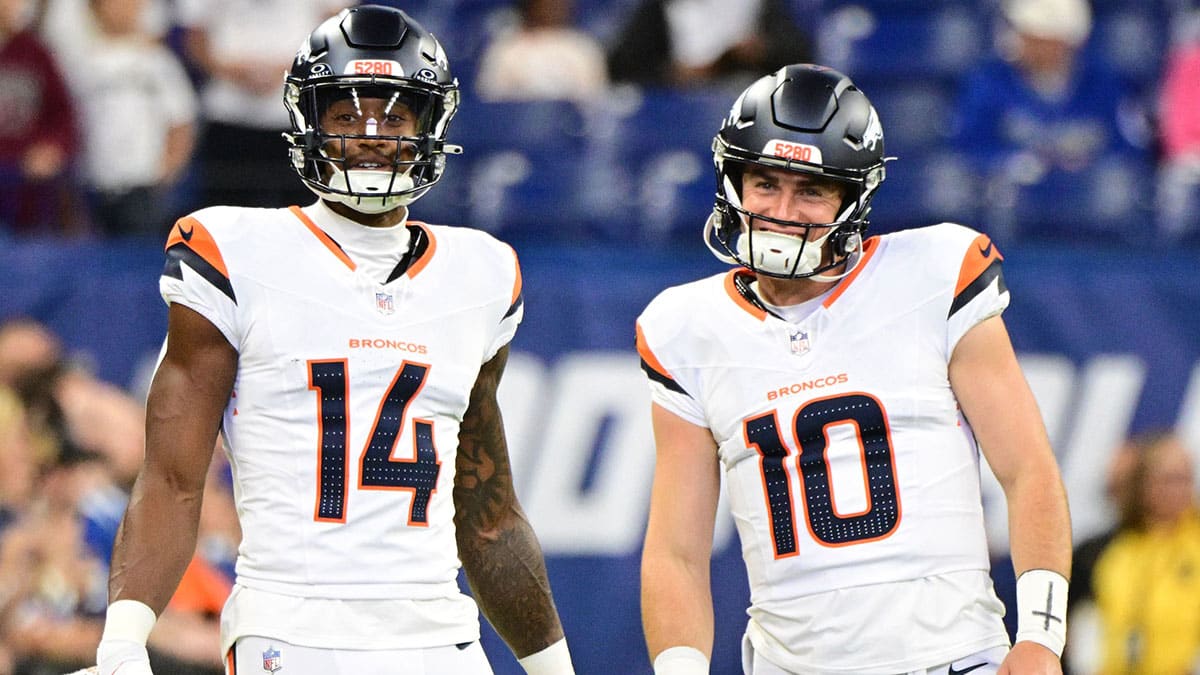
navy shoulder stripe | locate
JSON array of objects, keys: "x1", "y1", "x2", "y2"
[
  {"x1": 163, "y1": 256, "x2": 184, "y2": 281},
  {"x1": 640, "y1": 358, "x2": 689, "y2": 396},
  {"x1": 503, "y1": 292, "x2": 523, "y2": 320},
  {"x1": 949, "y1": 258, "x2": 1005, "y2": 318},
  {"x1": 166, "y1": 243, "x2": 237, "y2": 304}
]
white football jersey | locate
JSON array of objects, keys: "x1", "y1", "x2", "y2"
[
  {"x1": 637, "y1": 223, "x2": 1012, "y2": 672},
  {"x1": 159, "y1": 203, "x2": 523, "y2": 650}
]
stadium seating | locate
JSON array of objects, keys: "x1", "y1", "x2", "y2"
[
  {"x1": 851, "y1": 74, "x2": 959, "y2": 158},
  {"x1": 979, "y1": 152, "x2": 1156, "y2": 246},
  {"x1": 819, "y1": 3, "x2": 989, "y2": 80},
  {"x1": 358, "y1": 0, "x2": 1181, "y2": 247},
  {"x1": 867, "y1": 150, "x2": 984, "y2": 235},
  {"x1": 1090, "y1": 3, "x2": 1169, "y2": 84},
  {"x1": 435, "y1": 98, "x2": 588, "y2": 237}
]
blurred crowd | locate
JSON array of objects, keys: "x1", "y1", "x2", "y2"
[
  {"x1": 0, "y1": 319, "x2": 237, "y2": 675},
  {"x1": 0, "y1": 0, "x2": 1197, "y2": 245}
]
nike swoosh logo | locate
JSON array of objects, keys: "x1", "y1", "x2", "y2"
[
  {"x1": 948, "y1": 663, "x2": 987, "y2": 675},
  {"x1": 179, "y1": 224, "x2": 195, "y2": 242},
  {"x1": 978, "y1": 240, "x2": 994, "y2": 258}
]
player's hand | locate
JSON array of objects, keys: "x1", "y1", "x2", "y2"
[
  {"x1": 997, "y1": 641, "x2": 1062, "y2": 675},
  {"x1": 96, "y1": 639, "x2": 154, "y2": 675}
]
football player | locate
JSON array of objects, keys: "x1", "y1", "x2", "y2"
[
  {"x1": 637, "y1": 64, "x2": 1071, "y2": 674},
  {"x1": 93, "y1": 6, "x2": 573, "y2": 674}
]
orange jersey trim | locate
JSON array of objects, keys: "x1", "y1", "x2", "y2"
[
  {"x1": 635, "y1": 323, "x2": 674, "y2": 382},
  {"x1": 166, "y1": 217, "x2": 231, "y2": 280},
  {"x1": 289, "y1": 206, "x2": 357, "y2": 271},
  {"x1": 955, "y1": 233, "x2": 1003, "y2": 297},
  {"x1": 724, "y1": 270, "x2": 769, "y2": 321},
  {"x1": 822, "y1": 236, "x2": 881, "y2": 309},
  {"x1": 404, "y1": 221, "x2": 437, "y2": 280},
  {"x1": 509, "y1": 248, "x2": 523, "y2": 306}
]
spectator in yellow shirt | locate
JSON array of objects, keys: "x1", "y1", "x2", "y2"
[{"x1": 1092, "y1": 431, "x2": 1200, "y2": 674}]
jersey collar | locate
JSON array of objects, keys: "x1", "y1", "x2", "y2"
[
  {"x1": 723, "y1": 235, "x2": 881, "y2": 321},
  {"x1": 288, "y1": 204, "x2": 438, "y2": 281}
]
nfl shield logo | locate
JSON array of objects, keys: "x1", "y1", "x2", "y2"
[
  {"x1": 375, "y1": 291, "x2": 395, "y2": 315},
  {"x1": 262, "y1": 646, "x2": 282, "y2": 672},
  {"x1": 789, "y1": 330, "x2": 811, "y2": 355}
]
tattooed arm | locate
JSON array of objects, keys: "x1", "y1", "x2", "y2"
[{"x1": 455, "y1": 345, "x2": 565, "y2": 658}]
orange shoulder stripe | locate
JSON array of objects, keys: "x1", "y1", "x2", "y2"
[
  {"x1": 509, "y1": 247, "x2": 523, "y2": 306},
  {"x1": 635, "y1": 323, "x2": 674, "y2": 381},
  {"x1": 166, "y1": 217, "x2": 230, "y2": 280},
  {"x1": 955, "y1": 233, "x2": 1003, "y2": 296}
]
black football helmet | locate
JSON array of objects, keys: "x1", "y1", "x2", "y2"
[
  {"x1": 706, "y1": 64, "x2": 889, "y2": 279},
  {"x1": 284, "y1": 5, "x2": 460, "y2": 213}
]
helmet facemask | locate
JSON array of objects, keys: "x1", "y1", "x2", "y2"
[
  {"x1": 705, "y1": 143, "x2": 883, "y2": 280},
  {"x1": 704, "y1": 64, "x2": 891, "y2": 280},
  {"x1": 285, "y1": 78, "x2": 460, "y2": 214}
]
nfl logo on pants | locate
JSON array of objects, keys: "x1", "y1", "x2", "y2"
[{"x1": 262, "y1": 646, "x2": 282, "y2": 672}]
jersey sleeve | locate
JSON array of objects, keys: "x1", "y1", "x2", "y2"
[
  {"x1": 946, "y1": 230, "x2": 1009, "y2": 353},
  {"x1": 635, "y1": 316, "x2": 707, "y2": 428},
  {"x1": 482, "y1": 244, "x2": 523, "y2": 363},
  {"x1": 159, "y1": 215, "x2": 240, "y2": 350}
]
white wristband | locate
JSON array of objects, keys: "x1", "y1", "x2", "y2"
[
  {"x1": 99, "y1": 599, "x2": 157, "y2": 645},
  {"x1": 653, "y1": 646, "x2": 709, "y2": 674},
  {"x1": 1015, "y1": 569, "x2": 1069, "y2": 657},
  {"x1": 518, "y1": 638, "x2": 574, "y2": 675}
]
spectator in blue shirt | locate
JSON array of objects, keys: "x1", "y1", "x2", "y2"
[
  {"x1": 955, "y1": 0, "x2": 1133, "y2": 170},
  {"x1": 951, "y1": 0, "x2": 1149, "y2": 242}
]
